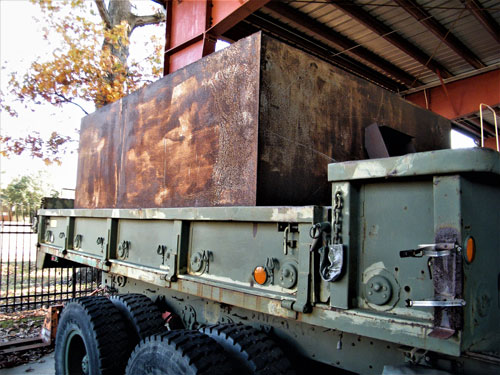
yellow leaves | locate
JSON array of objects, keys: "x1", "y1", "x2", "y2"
[{"x1": 7, "y1": 0, "x2": 164, "y2": 117}]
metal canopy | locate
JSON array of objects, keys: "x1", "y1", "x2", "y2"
[{"x1": 231, "y1": 1, "x2": 500, "y2": 139}]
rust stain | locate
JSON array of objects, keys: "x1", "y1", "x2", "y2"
[
  {"x1": 75, "y1": 32, "x2": 449, "y2": 209},
  {"x1": 252, "y1": 223, "x2": 258, "y2": 238},
  {"x1": 76, "y1": 33, "x2": 261, "y2": 209}
]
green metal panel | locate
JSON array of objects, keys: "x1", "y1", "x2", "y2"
[
  {"x1": 357, "y1": 180, "x2": 435, "y2": 321},
  {"x1": 329, "y1": 182, "x2": 356, "y2": 309},
  {"x1": 37, "y1": 149, "x2": 500, "y2": 368},
  {"x1": 73, "y1": 218, "x2": 108, "y2": 258},
  {"x1": 116, "y1": 219, "x2": 176, "y2": 270},
  {"x1": 188, "y1": 221, "x2": 298, "y2": 296},
  {"x1": 39, "y1": 206, "x2": 320, "y2": 222},
  {"x1": 328, "y1": 148, "x2": 500, "y2": 182},
  {"x1": 460, "y1": 176, "x2": 500, "y2": 354}
]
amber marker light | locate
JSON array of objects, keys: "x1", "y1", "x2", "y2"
[
  {"x1": 254, "y1": 266, "x2": 267, "y2": 285},
  {"x1": 465, "y1": 237, "x2": 476, "y2": 264}
]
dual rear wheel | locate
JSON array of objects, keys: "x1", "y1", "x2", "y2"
[{"x1": 55, "y1": 294, "x2": 294, "y2": 375}]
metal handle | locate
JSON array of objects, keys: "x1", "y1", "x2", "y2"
[
  {"x1": 400, "y1": 243, "x2": 458, "y2": 258},
  {"x1": 479, "y1": 103, "x2": 499, "y2": 151},
  {"x1": 283, "y1": 226, "x2": 290, "y2": 255},
  {"x1": 406, "y1": 299, "x2": 466, "y2": 307}
]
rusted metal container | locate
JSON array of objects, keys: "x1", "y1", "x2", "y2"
[{"x1": 75, "y1": 32, "x2": 450, "y2": 209}]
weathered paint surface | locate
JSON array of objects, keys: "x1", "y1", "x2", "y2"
[
  {"x1": 76, "y1": 33, "x2": 261, "y2": 209},
  {"x1": 39, "y1": 206, "x2": 318, "y2": 222},
  {"x1": 328, "y1": 148, "x2": 500, "y2": 182},
  {"x1": 41, "y1": 149, "x2": 500, "y2": 373},
  {"x1": 76, "y1": 32, "x2": 451, "y2": 209},
  {"x1": 257, "y1": 35, "x2": 450, "y2": 205}
]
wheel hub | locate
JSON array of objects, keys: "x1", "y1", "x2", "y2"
[{"x1": 81, "y1": 354, "x2": 89, "y2": 375}]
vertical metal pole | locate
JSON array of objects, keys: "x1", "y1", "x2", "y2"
[
  {"x1": 85, "y1": 267, "x2": 89, "y2": 295},
  {"x1": 0, "y1": 209, "x2": 4, "y2": 311},
  {"x1": 72, "y1": 267, "x2": 77, "y2": 299},
  {"x1": 20, "y1": 212, "x2": 26, "y2": 310},
  {"x1": 27, "y1": 226, "x2": 32, "y2": 310},
  {"x1": 40, "y1": 254, "x2": 45, "y2": 310},
  {"x1": 12, "y1": 220, "x2": 18, "y2": 311},
  {"x1": 163, "y1": 0, "x2": 173, "y2": 75}
]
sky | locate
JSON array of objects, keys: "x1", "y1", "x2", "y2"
[{"x1": 0, "y1": 0, "x2": 476, "y2": 196}]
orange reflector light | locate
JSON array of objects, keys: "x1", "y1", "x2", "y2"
[
  {"x1": 465, "y1": 237, "x2": 475, "y2": 263},
  {"x1": 254, "y1": 266, "x2": 267, "y2": 285}
]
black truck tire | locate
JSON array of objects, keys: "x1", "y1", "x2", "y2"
[
  {"x1": 54, "y1": 296, "x2": 129, "y2": 375},
  {"x1": 109, "y1": 293, "x2": 165, "y2": 344},
  {"x1": 125, "y1": 330, "x2": 233, "y2": 375},
  {"x1": 201, "y1": 323, "x2": 295, "y2": 375}
]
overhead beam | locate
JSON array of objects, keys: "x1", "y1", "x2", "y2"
[
  {"x1": 405, "y1": 69, "x2": 500, "y2": 119},
  {"x1": 163, "y1": 0, "x2": 271, "y2": 74},
  {"x1": 265, "y1": 2, "x2": 420, "y2": 87},
  {"x1": 245, "y1": 13, "x2": 407, "y2": 92},
  {"x1": 327, "y1": 0, "x2": 453, "y2": 78},
  {"x1": 394, "y1": 0, "x2": 484, "y2": 69},
  {"x1": 463, "y1": 0, "x2": 500, "y2": 44}
]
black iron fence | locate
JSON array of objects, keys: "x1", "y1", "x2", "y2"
[{"x1": 0, "y1": 205, "x2": 99, "y2": 312}]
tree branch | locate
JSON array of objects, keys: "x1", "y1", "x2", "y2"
[
  {"x1": 94, "y1": 0, "x2": 112, "y2": 29},
  {"x1": 132, "y1": 13, "x2": 165, "y2": 30},
  {"x1": 54, "y1": 93, "x2": 89, "y2": 115}
]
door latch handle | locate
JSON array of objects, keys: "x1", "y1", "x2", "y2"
[
  {"x1": 400, "y1": 243, "x2": 460, "y2": 258},
  {"x1": 406, "y1": 299, "x2": 466, "y2": 308}
]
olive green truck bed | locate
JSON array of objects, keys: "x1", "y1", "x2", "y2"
[{"x1": 38, "y1": 148, "x2": 500, "y2": 374}]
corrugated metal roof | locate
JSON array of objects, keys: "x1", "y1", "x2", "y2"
[
  {"x1": 253, "y1": 0, "x2": 499, "y2": 92},
  {"x1": 229, "y1": 0, "x2": 500, "y2": 138}
]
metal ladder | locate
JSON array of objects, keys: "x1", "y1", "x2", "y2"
[{"x1": 479, "y1": 103, "x2": 499, "y2": 151}]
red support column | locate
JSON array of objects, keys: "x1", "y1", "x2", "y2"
[{"x1": 163, "y1": 0, "x2": 270, "y2": 75}]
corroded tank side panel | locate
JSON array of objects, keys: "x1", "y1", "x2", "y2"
[
  {"x1": 256, "y1": 36, "x2": 450, "y2": 206},
  {"x1": 76, "y1": 33, "x2": 261, "y2": 209},
  {"x1": 76, "y1": 32, "x2": 450, "y2": 209},
  {"x1": 76, "y1": 102, "x2": 123, "y2": 208}
]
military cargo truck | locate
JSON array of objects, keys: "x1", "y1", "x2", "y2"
[{"x1": 36, "y1": 34, "x2": 500, "y2": 375}]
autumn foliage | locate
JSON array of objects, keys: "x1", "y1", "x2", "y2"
[{"x1": 1, "y1": 0, "x2": 165, "y2": 163}]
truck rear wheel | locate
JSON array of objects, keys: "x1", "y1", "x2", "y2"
[
  {"x1": 54, "y1": 296, "x2": 129, "y2": 375},
  {"x1": 109, "y1": 293, "x2": 165, "y2": 347},
  {"x1": 125, "y1": 330, "x2": 233, "y2": 375},
  {"x1": 201, "y1": 323, "x2": 295, "y2": 375}
]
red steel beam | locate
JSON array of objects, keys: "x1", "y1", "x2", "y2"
[
  {"x1": 405, "y1": 69, "x2": 500, "y2": 119},
  {"x1": 163, "y1": 0, "x2": 270, "y2": 74}
]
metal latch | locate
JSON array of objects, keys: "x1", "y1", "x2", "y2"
[
  {"x1": 265, "y1": 257, "x2": 278, "y2": 285},
  {"x1": 406, "y1": 299, "x2": 466, "y2": 308},
  {"x1": 400, "y1": 243, "x2": 459, "y2": 258},
  {"x1": 281, "y1": 224, "x2": 298, "y2": 255}
]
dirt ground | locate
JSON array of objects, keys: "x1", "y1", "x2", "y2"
[{"x1": 0, "y1": 309, "x2": 54, "y2": 369}]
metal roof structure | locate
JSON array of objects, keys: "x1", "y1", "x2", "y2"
[{"x1": 157, "y1": 0, "x2": 500, "y2": 142}]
